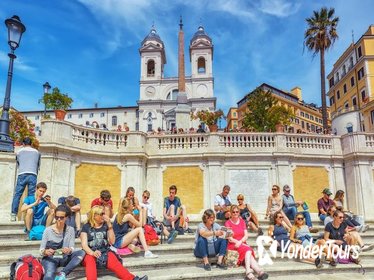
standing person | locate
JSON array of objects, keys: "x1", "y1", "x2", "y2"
[
  {"x1": 214, "y1": 185, "x2": 232, "y2": 220},
  {"x1": 265, "y1": 185, "x2": 292, "y2": 228},
  {"x1": 163, "y1": 185, "x2": 191, "y2": 233},
  {"x1": 91, "y1": 190, "x2": 114, "y2": 218},
  {"x1": 236, "y1": 194, "x2": 263, "y2": 236},
  {"x1": 281, "y1": 185, "x2": 317, "y2": 232},
  {"x1": 225, "y1": 205, "x2": 268, "y2": 280},
  {"x1": 194, "y1": 209, "x2": 228, "y2": 271},
  {"x1": 58, "y1": 195, "x2": 82, "y2": 237},
  {"x1": 81, "y1": 206, "x2": 148, "y2": 280},
  {"x1": 11, "y1": 137, "x2": 41, "y2": 222},
  {"x1": 40, "y1": 204, "x2": 85, "y2": 280},
  {"x1": 21, "y1": 182, "x2": 55, "y2": 236},
  {"x1": 317, "y1": 188, "x2": 335, "y2": 222}
]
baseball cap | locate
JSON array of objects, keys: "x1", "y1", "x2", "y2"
[{"x1": 322, "y1": 188, "x2": 332, "y2": 196}]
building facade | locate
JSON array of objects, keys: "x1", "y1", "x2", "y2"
[
  {"x1": 327, "y1": 25, "x2": 374, "y2": 135},
  {"x1": 226, "y1": 107, "x2": 238, "y2": 130},
  {"x1": 22, "y1": 23, "x2": 217, "y2": 133},
  {"x1": 236, "y1": 83, "x2": 329, "y2": 133}
]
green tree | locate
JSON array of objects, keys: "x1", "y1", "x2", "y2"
[
  {"x1": 42, "y1": 87, "x2": 73, "y2": 111},
  {"x1": 242, "y1": 88, "x2": 294, "y2": 132},
  {"x1": 304, "y1": 7, "x2": 339, "y2": 132}
]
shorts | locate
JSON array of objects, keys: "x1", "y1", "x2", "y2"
[{"x1": 32, "y1": 214, "x2": 48, "y2": 227}]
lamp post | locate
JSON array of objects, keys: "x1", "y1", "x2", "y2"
[
  {"x1": 0, "y1": 15, "x2": 26, "y2": 152},
  {"x1": 42, "y1": 82, "x2": 51, "y2": 117}
]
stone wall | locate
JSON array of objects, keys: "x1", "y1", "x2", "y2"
[{"x1": 0, "y1": 120, "x2": 373, "y2": 222}]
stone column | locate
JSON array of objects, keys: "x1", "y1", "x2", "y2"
[{"x1": 0, "y1": 153, "x2": 17, "y2": 220}]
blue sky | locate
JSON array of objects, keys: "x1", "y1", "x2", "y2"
[{"x1": 0, "y1": 0, "x2": 373, "y2": 115}]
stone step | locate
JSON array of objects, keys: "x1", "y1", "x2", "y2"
[{"x1": 0, "y1": 256, "x2": 372, "y2": 280}]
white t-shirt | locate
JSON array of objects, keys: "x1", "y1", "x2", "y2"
[
  {"x1": 140, "y1": 201, "x2": 153, "y2": 218},
  {"x1": 214, "y1": 194, "x2": 232, "y2": 208}
]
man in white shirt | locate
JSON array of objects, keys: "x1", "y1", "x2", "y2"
[{"x1": 214, "y1": 185, "x2": 232, "y2": 220}]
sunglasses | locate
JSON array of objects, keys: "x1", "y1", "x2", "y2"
[
  {"x1": 284, "y1": 190, "x2": 290, "y2": 192},
  {"x1": 96, "y1": 212, "x2": 105, "y2": 216},
  {"x1": 297, "y1": 217, "x2": 304, "y2": 221},
  {"x1": 55, "y1": 216, "x2": 65, "y2": 221},
  {"x1": 232, "y1": 211, "x2": 240, "y2": 214},
  {"x1": 277, "y1": 216, "x2": 284, "y2": 219},
  {"x1": 143, "y1": 196, "x2": 149, "y2": 199},
  {"x1": 272, "y1": 188, "x2": 277, "y2": 191},
  {"x1": 337, "y1": 216, "x2": 344, "y2": 219},
  {"x1": 237, "y1": 198, "x2": 243, "y2": 201},
  {"x1": 102, "y1": 198, "x2": 110, "y2": 202}
]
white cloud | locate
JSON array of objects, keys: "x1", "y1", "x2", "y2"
[{"x1": 257, "y1": 0, "x2": 301, "y2": 17}]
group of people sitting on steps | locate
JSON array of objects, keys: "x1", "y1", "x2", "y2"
[
  {"x1": 193, "y1": 184, "x2": 373, "y2": 280},
  {"x1": 11, "y1": 181, "x2": 374, "y2": 280},
  {"x1": 14, "y1": 183, "x2": 194, "y2": 280}
]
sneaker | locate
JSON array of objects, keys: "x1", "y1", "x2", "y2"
[
  {"x1": 329, "y1": 258, "x2": 337, "y2": 267},
  {"x1": 55, "y1": 272, "x2": 66, "y2": 280},
  {"x1": 361, "y1": 244, "x2": 374, "y2": 252},
  {"x1": 257, "y1": 228, "x2": 264, "y2": 236},
  {"x1": 144, "y1": 250, "x2": 158, "y2": 258},
  {"x1": 315, "y1": 256, "x2": 323, "y2": 269},
  {"x1": 309, "y1": 227, "x2": 319, "y2": 233},
  {"x1": 185, "y1": 228, "x2": 194, "y2": 234},
  {"x1": 203, "y1": 263, "x2": 211, "y2": 271},
  {"x1": 361, "y1": 224, "x2": 369, "y2": 233},
  {"x1": 134, "y1": 276, "x2": 148, "y2": 280},
  {"x1": 216, "y1": 262, "x2": 228, "y2": 270},
  {"x1": 10, "y1": 213, "x2": 17, "y2": 222},
  {"x1": 258, "y1": 272, "x2": 269, "y2": 280},
  {"x1": 167, "y1": 230, "x2": 178, "y2": 244}
]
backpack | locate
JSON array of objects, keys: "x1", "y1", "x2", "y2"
[
  {"x1": 29, "y1": 225, "x2": 46, "y2": 241},
  {"x1": 10, "y1": 255, "x2": 44, "y2": 280},
  {"x1": 144, "y1": 224, "x2": 160, "y2": 246}
]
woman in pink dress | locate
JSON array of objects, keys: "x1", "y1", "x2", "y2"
[{"x1": 225, "y1": 205, "x2": 268, "y2": 280}]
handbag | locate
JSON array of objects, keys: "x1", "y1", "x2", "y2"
[
  {"x1": 207, "y1": 241, "x2": 216, "y2": 257},
  {"x1": 224, "y1": 250, "x2": 239, "y2": 268}
]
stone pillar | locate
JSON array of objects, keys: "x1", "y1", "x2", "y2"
[
  {"x1": 0, "y1": 153, "x2": 17, "y2": 220},
  {"x1": 125, "y1": 158, "x2": 146, "y2": 197}
]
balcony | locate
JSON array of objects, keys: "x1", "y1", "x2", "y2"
[{"x1": 331, "y1": 105, "x2": 359, "y2": 119}]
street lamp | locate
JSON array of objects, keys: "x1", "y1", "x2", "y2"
[
  {"x1": 0, "y1": 15, "x2": 26, "y2": 152},
  {"x1": 42, "y1": 82, "x2": 51, "y2": 117}
]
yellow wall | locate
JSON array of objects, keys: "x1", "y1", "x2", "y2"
[
  {"x1": 293, "y1": 166, "x2": 329, "y2": 213},
  {"x1": 163, "y1": 166, "x2": 203, "y2": 214},
  {"x1": 75, "y1": 163, "x2": 121, "y2": 214}
]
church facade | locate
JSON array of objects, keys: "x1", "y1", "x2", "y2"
[{"x1": 22, "y1": 22, "x2": 216, "y2": 133}]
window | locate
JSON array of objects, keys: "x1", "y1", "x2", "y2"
[
  {"x1": 352, "y1": 97, "x2": 357, "y2": 106},
  {"x1": 350, "y1": 76, "x2": 355, "y2": 87},
  {"x1": 343, "y1": 84, "x2": 347, "y2": 94},
  {"x1": 310, "y1": 115, "x2": 314, "y2": 121},
  {"x1": 336, "y1": 72, "x2": 340, "y2": 82},
  {"x1": 344, "y1": 102, "x2": 349, "y2": 109},
  {"x1": 305, "y1": 113, "x2": 309, "y2": 119},
  {"x1": 337, "y1": 90, "x2": 340, "y2": 99},
  {"x1": 35, "y1": 115, "x2": 39, "y2": 120},
  {"x1": 300, "y1": 112, "x2": 304, "y2": 117},
  {"x1": 100, "y1": 112, "x2": 105, "y2": 117},
  {"x1": 147, "y1": 60, "x2": 155, "y2": 77},
  {"x1": 78, "y1": 113, "x2": 83, "y2": 119},
  {"x1": 112, "y1": 116, "x2": 117, "y2": 126},
  {"x1": 136, "y1": 110, "x2": 139, "y2": 118},
  {"x1": 166, "y1": 89, "x2": 178, "y2": 100},
  {"x1": 329, "y1": 78, "x2": 334, "y2": 88},
  {"x1": 147, "y1": 112, "x2": 153, "y2": 131},
  {"x1": 89, "y1": 113, "x2": 94, "y2": 118},
  {"x1": 361, "y1": 90, "x2": 366, "y2": 101},
  {"x1": 358, "y1": 67, "x2": 364, "y2": 80},
  {"x1": 306, "y1": 123, "x2": 310, "y2": 130},
  {"x1": 135, "y1": 121, "x2": 139, "y2": 131},
  {"x1": 329, "y1": 96, "x2": 335, "y2": 106},
  {"x1": 357, "y1": 46, "x2": 362, "y2": 58},
  {"x1": 371, "y1": 110, "x2": 374, "y2": 125},
  {"x1": 67, "y1": 114, "x2": 72, "y2": 119},
  {"x1": 342, "y1": 65, "x2": 346, "y2": 75},
  {"x1": 301, "y1": 121, "x2": 305, "y2": 129},
  {"x1": 349, "y1": 57, "x2": 354, "y2": 69},
  {"x1": 197, "y1": 57, "x2": 206, "y2": 74},
  {"x1": 233, "y1": 112, "x2": 237, "y2": 117},
  {"x1": 311, "y1": 124, "x2": 315, "y2": 132}
]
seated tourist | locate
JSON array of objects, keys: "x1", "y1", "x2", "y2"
[
  {"x1": 113, "y1": 198, "x2": 158, "y2": 258},
  {"x1": 163, "y1": 185, "x2": 192, "y2": 233},
  {"x1": 214, "y1": 185, "x2": 232, "y2": 220},
  {"x1": 225, "y1": 205, "x2": 268, "y2": 280},
  {"x1": 140, "y1": 190, "x2": 178, "y2": 244},
  {"x1": 289, "y1": 212, "x2": 326, "y2": 268},
  {"x1": 333, "y1": 190, "x2": 369, "y2": 232},
  {"x1": 21, "y1": 182, "x2": 55, "y2": 236},
  {"x1": 91, "y1": 189, "x2": 114, "y2": 218},
  {"x1": 324, "y1": 210, "x2": 374, "y2": 265},
  {"x1": 58, "y1": 195, "x2": 81, "y2": 237},
  {"x1": 282, "y1": 185, "x2": 317, "y2": 232},
  {"x1": 268, "y1": 211, "x2": 291, "y2": 252},
  {"x1": 194, "y1": 209, "x2": 228, "y2": 271},
  {"x1": 81, "y1": 205, "x2": 148, "y2": 280},
  {"x1": 317, "y1": 188, "x2": 335, "y2": 222},
  {"x1": 236, "y1": 194, "x2": 263, "y2": 236},
  {"x1": 265, "y1": 185, "x2": 292, "y2": 228},
  {"x1": 323, "y1": 205, "x2": 336, "y2": 226},
  {"x1": 40, "y1": 204, "x2": 85, "y2": 280}
]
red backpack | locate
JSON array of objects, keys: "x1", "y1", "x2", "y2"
[
  {"x1": 144, "y1": 224, "x2": 160, "y2": 246},
  {"x1": 10, "y1": 255, "x2": 44, "y2": 280}
]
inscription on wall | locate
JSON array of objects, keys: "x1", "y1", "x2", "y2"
[{"x1": 228, "y1": 169, "x2": 269, "y2": 214}]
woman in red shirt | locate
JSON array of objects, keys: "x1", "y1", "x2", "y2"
[{"x1": 225, "y1": 205, "x2": 268, "y2": 280}]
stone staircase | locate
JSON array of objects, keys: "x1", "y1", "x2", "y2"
[{"x1": 0, "y1": 219, "x2": 373, "y2": 279}]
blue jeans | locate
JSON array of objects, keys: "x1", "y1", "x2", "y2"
[
  {"x1": 11, "y1": 173, "x2": 37, "y2": 214},
  {"x1": 284, "y1": 207, "x2": 313, "y2": 228},
  {"x1": 194, "y1": 236, "x2": 227, "y2": 258},
  {"x1": 319, "y1": 214, "x2": 327, "y2": 222},
  {"x1": 42, "y1": 250, "x2": 85, "y2": 280}
]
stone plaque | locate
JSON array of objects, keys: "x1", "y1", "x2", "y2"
[{"x1": 228, "y1": 169, "x2": 269, "y2": 214}]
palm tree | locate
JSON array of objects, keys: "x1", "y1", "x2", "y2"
[{"x1": 304, "y1": 7, "x2": 339, "y2": 133}]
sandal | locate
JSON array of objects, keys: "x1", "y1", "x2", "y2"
[{"x1": 258, "y1": 272, "x2": 269, "y2": 280}]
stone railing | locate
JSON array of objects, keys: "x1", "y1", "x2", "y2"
[
  {"x1": 365, "y1": 134, "x2": 374, "y2": 147},
  {"x1": 286, "y1": 135, "x2": 332, "y2": 149},
  {"x1": 72, "y1": 126, "x2": 128, "y2": 148},
  {"x1": 219, "y1": 133, "x2": 275, "y2": 148},
  {"x1": 153, "y1": 134, "x2": 209, "y2": 149}
]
